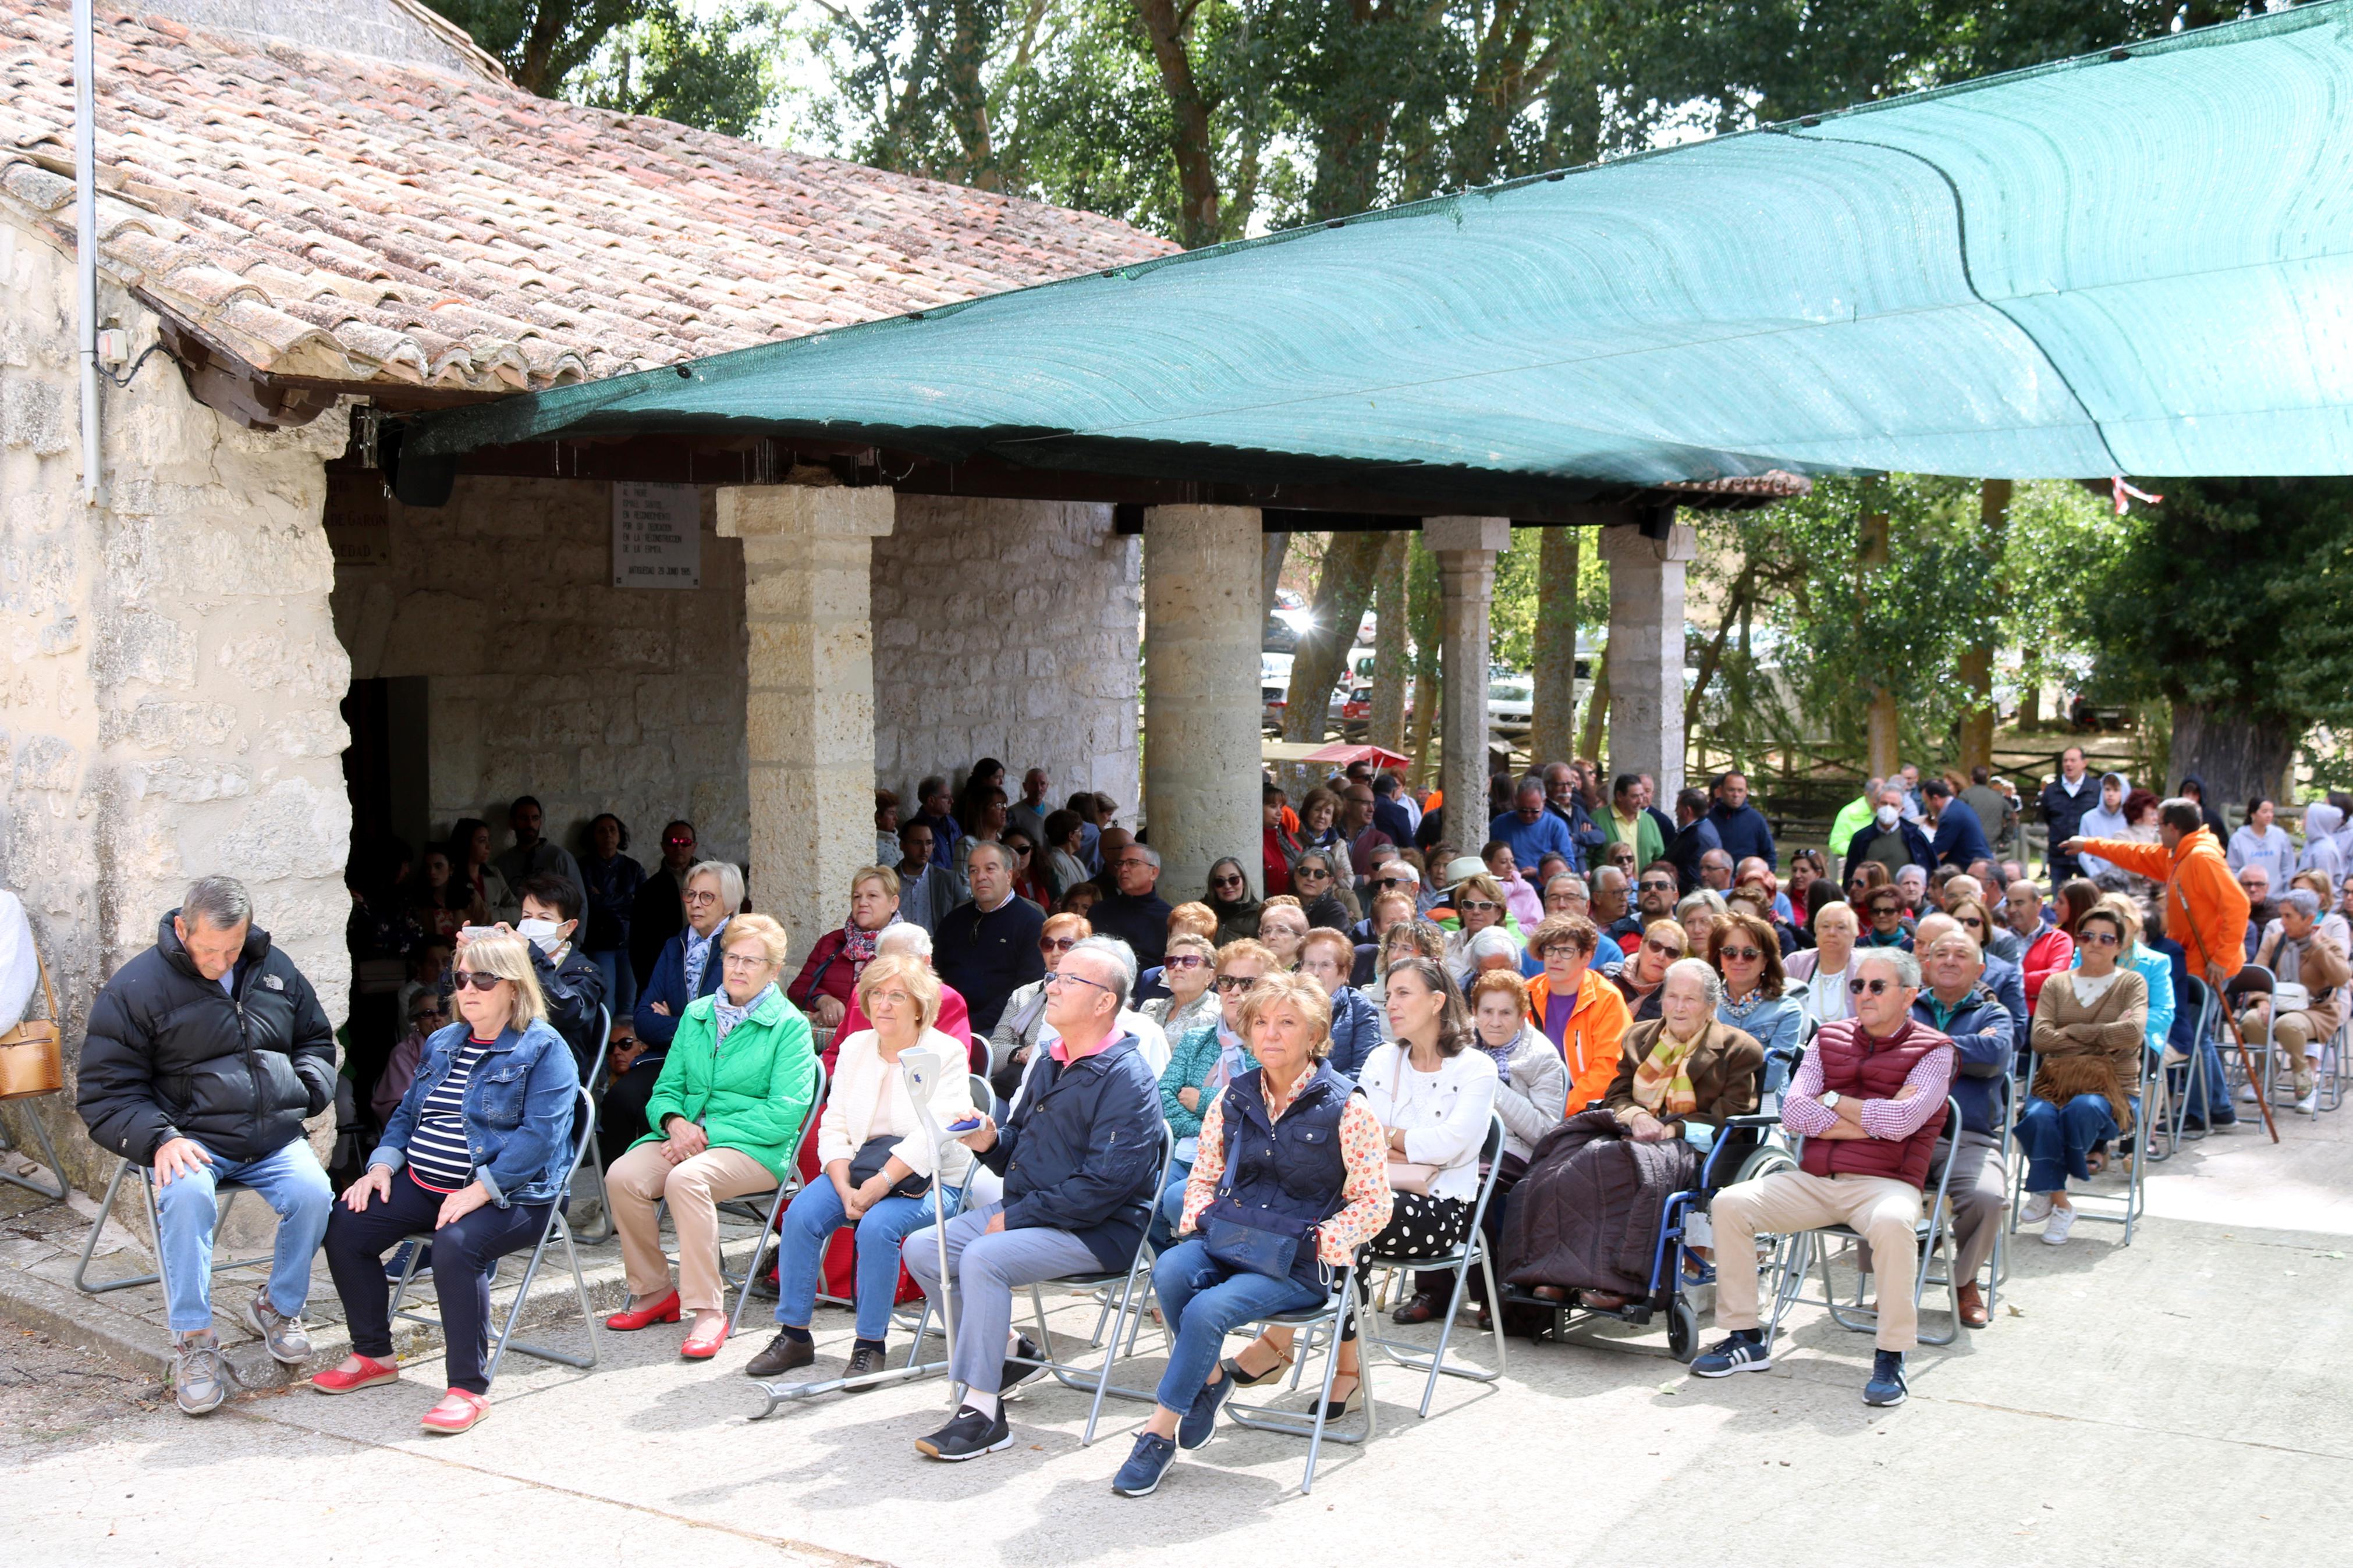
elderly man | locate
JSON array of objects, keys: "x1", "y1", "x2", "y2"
[
  {"x1": 1589, "y1": 865, "x2": 1640, "y2": 951},
  {"x1": 1540, "y1": 760, "x2": 1608, "y2": 866},
  {"x1": 1698, "y1": 848, "x2": 1736, "y2": 894},
  {"x1": 2040, "y1": 747, "x2": 2096, "y2": 881},
  {"x1": 2238, "y1": 864, "x2": 2276, "y2": 963},
  {"x1": 1696, "y1": 947, "x2": 1955, "y2": 1407},
  {"x1": 2007, "y1": 879, "x2": 2075, "y2": 1011},
  {"x1": 77, "y1": 877, "x2": 336, "y2": 1414},
  {"x1": 1543, "y1": 872, "x2": 1590, "y2": 918},
  {"x1": 1491, "y1": 777, "x2": 1580, "y2": 881},
  {"x1": 1921, "y1": 778, "x2": 1995, "y2": 871},
  {"x1": 1915, "y1": 909, "x2": 2027, "y2": 1047},
  {"x1": 903, "y1": 937, "x2": 1163, "y2": 1460},
  {"x1": 1846, "y1": 784, "x2": 1935, "y2": 883},
  {"x1": 935, "y1": 842, "x2": 1048, "y2": 1034},
  {"x1": 1907, "y1": 930, "x2": 2014, "y2": 1328},
  {"x1": 1706, "y1": 770, "x2": 1777, "y2": 870},
  {"x1": 1088, "y1": 844, "x2": 1174, "y2": 967},
  {"x1": 2245, "y1": 888, "x2": 2350, "y2": 1115},
  {"x1": 2064, "y1": 797, "x2": 2249, "y2": 989}
]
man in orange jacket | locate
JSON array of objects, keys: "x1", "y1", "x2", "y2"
[
  {"x1": 2063, "y1": 799, "x2": 2251, "y2": 987},
  {"x1": 1523, "y1": 914, "x2": 1630, "y2": 1115}
]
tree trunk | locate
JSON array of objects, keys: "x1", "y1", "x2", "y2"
[
  {"x1": 1369, "y1": 532, "x2": 1410, "y2": 753},
  {"x1": 1685, "y1": 559, "x2": 1755, "y2": 738},
  {"x1": 1130, "y1": 0, "x2": 1223, "y2": 247},
  {"x1": 1578, "y1": 639, "x2": 1610, "y2": 767},
  {"x1": 1407, "y1": 538, "x2": 1442, "y2": 786},
  {"x1": 1958, "y1": 479, "x2": 2011, "y2": 773},
  {"x1": 2169, "y1": 701, "x2": 2301, "y2": 810},
  {"x1": 1858, "y1": 495, "x2": 1898, "y2": 778},
  {"x1": 1528, "y1": 525, "x2": 1580, "y2": 764},
  {"x1": 1283, "y1": 532, "x2": 1384, "y2": 742},
  {"x1": 1261, "y1": 531, "x2": 1289, "y2": 619}
]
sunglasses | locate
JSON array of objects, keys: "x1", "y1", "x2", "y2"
[
  {"x1": 1458, "y1": 899, "x2": 1500, "y2": 914},
  {"x1": 453, "y1": 971, "x2": 505, "y2": 992},
  {"x1": 1164, "y1": 954, "x2": 1206, "y2": 970},
  {"x1": 1847, "y1": 977, "x2": 1896, "y2": 995},
  {"x1": 1295, "y1": 867, "x2": 1330, "y2": 881},
  {"x1": 663, "y1": 835, "x2": 694, "y2": 849},
  {"x1": 1956, "y1": 915, "x2": 1985, "y2": 929},
  {"x1": 2079, "y1": 931, "x2": 2121, "y2": 947},
  {"x1": 1373, "y1": 877, "x2": 1410, "y2": 891},
  {"x1": 1041, "y1": 936, "x2": 1079, "y2": 953},
  {"x1": 1639, "y1": 879, "x2": 1676, "y2": 892},
  {"x1": 1211, "y1": 874, "x2": 1245, "y2": 889},
  {"x1": 1868, "y1": 903, "x2": 1901, "y2": 916},
  {"x1": 1212, "y1": 974, "x2": 1264, "y2": 993},
  {"x1": 1644, "y1": 938, "x2": 1683, "y2": 957},
  {"x1": 1719, "y1": 946, "x2": 1764, "y2": 962}
]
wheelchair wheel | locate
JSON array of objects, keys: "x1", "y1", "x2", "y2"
[
  {"x1": 1732, "y1": 1142, "x2": 1798, "y2": 1186},
  {"x1": 1667, "y1": 1297, "x2": 1699, "y2": 1361}
]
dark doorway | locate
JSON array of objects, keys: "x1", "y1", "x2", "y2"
[{"x1": 340, "y1": 677, "x2": 432, "y2": 1135}]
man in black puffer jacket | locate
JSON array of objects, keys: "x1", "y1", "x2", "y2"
[{"x1": 77, "y1": 877, "x2": 336, "y2": 1416}]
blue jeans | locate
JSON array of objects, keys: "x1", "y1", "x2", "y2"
[
  {"x1": 2014, "y1": 1094, "x2": 2120, "y2": 1193},
  {"x1": 152, "y1": 1138, "x2": 333, "y2": 1334},
  {"x1": 1147, "y1": 1161, "x2": 1192, "y2": 1251},
  {"x1": 775, "y1": 1176, "x2": 961, "y2": 1343},
  {"x1": 2172, "y1": 1037, "x2": 2237, "y2": 1125},
  {"x1": 1150, "y1": 1239, "x2": 1325, "y2": 1413},
  {"x1": 588, "y1": 949, "x2": 637, "y2": 1023}
]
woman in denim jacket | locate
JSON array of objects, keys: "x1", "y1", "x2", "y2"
[{"x1": 313, "y1": 932, "x2": 580, "y2": 1433}]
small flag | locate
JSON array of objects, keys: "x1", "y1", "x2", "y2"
[{"x1": 2111, "y1": 476, "x2": 2163, "y2": 515}]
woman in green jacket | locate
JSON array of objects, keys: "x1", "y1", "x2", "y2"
[{"x1": 603, "y1": 912, "x2": 817, "y2": 1359}]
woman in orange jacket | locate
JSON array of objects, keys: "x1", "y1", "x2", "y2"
[{"x1": 1522, "y1": 914, "x2": 1631, "y2": 1117}]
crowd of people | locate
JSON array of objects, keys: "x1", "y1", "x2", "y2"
[{"x1": 81, "y1": 742, "x2": 2330, "y2": 1495}]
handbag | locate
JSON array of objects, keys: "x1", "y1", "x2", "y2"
[
  {"x1": 847, "y1": 1134, "x2": 928, "y2": 1199},
  {"x1": 1386, "y1": 1160, "x2": 1441, "y2": 1196},
  {"x1": 1202, "y1": 1215, "x2": 1303, "y2": 1282},
  {"x1": 0, "y1": 951, "x2": 62, "y2": 1102},
  {"x1": 2270, "y1": 980, "x2": 2311, "y2": 1014}
]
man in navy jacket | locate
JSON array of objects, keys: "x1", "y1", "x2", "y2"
[
  {"x1": 1705, "y1": 770, "x2": 1777, "y2": 870},
  {"x1": 1908, "y1": 927, "x2": 2015, "y2": 1328},
  {"x1": 1921, "y1": 779, "x2": 1996, "y2": 871}
]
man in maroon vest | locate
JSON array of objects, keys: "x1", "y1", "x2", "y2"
[{"x1": 1695, "y1": 947, "x2": 1955, "y2": 1406}]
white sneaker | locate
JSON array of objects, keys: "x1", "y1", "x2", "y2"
[
  {"x1": 2041, "y1": 1206, "x2": 2077, "y2": 1245},
  {"x1": 2237, "y1": 1083, "x2": 2259, "y2": 1104},
  {"x1": 2019, "y1": 1192, "x2": 2056, "y2": 1226},
  {"x1": 2295, "y1": 1091, "x2": 2319, "y2": 1117}
]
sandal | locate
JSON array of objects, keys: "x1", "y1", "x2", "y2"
[{"x1": 1219, "y1": 1350, "x2": 1294, "y2": 1388}]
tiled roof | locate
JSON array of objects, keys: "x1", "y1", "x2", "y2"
[{"x1": 0, "y1": 1, "x2": 1177, "y2": 397}]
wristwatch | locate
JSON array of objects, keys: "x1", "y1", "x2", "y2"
[{"x1": 1819, "y1": 1091, "x2": 1843, "y2": 1112}]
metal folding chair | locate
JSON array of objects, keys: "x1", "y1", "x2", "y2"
[
  {"x1": 2006, "y1": 1043, "x2": 2155, "y2": 1245},
  {"x1": 719, "y1": 1058, "x2": 828, "y2": 1335},
  {"x1": 572, "y1": 1005, "x2": 617, "y2": 1242},
  {"x1": 386, "y1": 1085, "x2": 602, "y2": 1384},
  {"x1": 73, "y1": 1154, "x2": 271, "y2": 1295},
  {"x1": 1223, "y1": 1260, "x2": 1373, "y2": 1495},
  {"x1": 1360, "y1": 1112, "x2": 1509, "y2": 1416},
  {"x1": 0, "y1": 1101, "x2": 68, "y2": 1203}
]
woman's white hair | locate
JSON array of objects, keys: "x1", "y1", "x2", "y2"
[
  {"x1": 1467, "y1": 927, "x2": 1520, "y2": 963},
  {"x1": 876, "y1": 923, "x2": 934, "y2": 958},
  {"x1": 687, "y1": 859, "x2": 746, "y2": 913},
  {"x1": 1662, "y1": 956, "x2": 1723, "y2": 1011}
]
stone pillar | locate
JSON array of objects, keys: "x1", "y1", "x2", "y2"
[
  {"x1": 1143, "y1": 505, "x2": 1262, "y2": 899},
  {"x1": 1422, "y1": 516, "x2": 1512, "y2": 851},
  {"x1": 1599, "y1": 518, "x2": 1698, "y2": 806},
  {"x1": 718, "y1": 484, "x2": 895, "y2": 966}
]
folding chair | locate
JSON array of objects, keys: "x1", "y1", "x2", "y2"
[
  {"x1": 386, "y1": 1085, "x2": 601, "y2": 1384},
  {"x1": 572, "y1": 1005, "x2": 617, "y2": 1242},
  {"x1": 73, "y1": 1153, "x2": 272, "y2": 1295},
  {"x1": 2151, "y1": 977, "x2": 2219, "y2": 1159},
  {"x1": 2006, "y1": 1043, "x2": 2155, "y2": 1246},
  {"x1": 1360, "y1": 1112, "x2": 1509, "y2": 1417},
  {"x1": 1223, "y1": 1259, "x2": 1374, "y2": 1494},
  {"x1": 720, "y1": 1058, "x2": 828, "y2": 1335},
  {"x1": 0, "y1": 1101, "x2": 68, "y2": 1203}
]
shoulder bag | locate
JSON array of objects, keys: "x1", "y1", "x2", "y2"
[
  {"x1": 0, "y1": 951, "x2": 62, "y2": 1101},
  {"x1": 847, "y1": 1134, "x2": 929, "y2": 1199}
]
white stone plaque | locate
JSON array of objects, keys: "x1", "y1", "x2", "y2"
[{"x1": 612, "y1": 482, "x2": 701, "y2": 589}]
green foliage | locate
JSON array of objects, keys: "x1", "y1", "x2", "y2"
[
  {"x1": 424, "y1": 0, "x2": 649, "y2": 94},
  {"x1": 1490, "y1": 528, "x2": 1607, "y2": 672},
  {"x1": 574, "y1": 4, "x2": 781, "y2": 136}
]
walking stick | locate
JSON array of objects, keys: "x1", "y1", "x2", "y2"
[{"x1": 2178, "y1": 914, "x2": 2280, "y2": 1144}]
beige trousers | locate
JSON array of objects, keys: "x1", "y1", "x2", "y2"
[
  {"x1": 1712, "y1": 1167, "x2": 1925, "y2": 1351},
  {"x1": 606, "y1": 1142, "x2": 777, "y2": 1313}
]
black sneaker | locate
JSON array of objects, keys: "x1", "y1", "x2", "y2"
[
  {"x1": 1863, "y1": 1349, "x2": 1908, "y2": 1407},
  {"x1": 744, "y1": 1330, "x2": 815, "y2": 1379},
  {"x1": 843, "y1": 1342, "x2": 888, "y2": 1391},
  {"x1": 915, "y1": 1405, "x2": 1013, "y2": 1460},
  {"x1": 1000, "y1": 1334, "x2": 1048, "y2": 1399},
  {"x1": 1690, "y1": 1332, "x2": 1772, "y2": 1378}
]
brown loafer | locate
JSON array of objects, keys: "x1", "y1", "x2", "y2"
[
  {"x1": 1578, "y1": 1289, "x2": 1632, "y2": 1311},
  {"x1": 1957, "y1": 1281, "x2": 1989, "y2": 1328},
  {"x1": 1390, "y1": 1292, "x2": 1446, "y2": 1325}
]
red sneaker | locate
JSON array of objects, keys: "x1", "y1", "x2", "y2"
[
  {"x1": 420, "y1": 1388, "x2": 491, "y2": 1434},
  {"x1": 605, "y1": 1290, "x2": 681, "y2": 1331},
  {"x1": 310, "y1": 1354, "x2": 401, "y2": 1395}
]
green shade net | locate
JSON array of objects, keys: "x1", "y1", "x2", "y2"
[{"x1": 411, "y1": 2, "x2": 2353, "y2": 492}]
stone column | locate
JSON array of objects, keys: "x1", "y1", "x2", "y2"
[
  {"x1": 1599, "y1": 518, "x2": 1699, "y2": 806},
  {"x1": 1143, "y1": 505, "x2": 1262, "y2": 900},
  {"x1": 718, "y1": 484, "x2": 896, "y2": 965},
  {"x1": 1422, "y1": 515, "x2": 1512, "y2": 852}
]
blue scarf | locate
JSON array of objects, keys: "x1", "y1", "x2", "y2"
[
  {"x1": 683, "y1": 916, "x2": 728, "y2": 996},
  {"x1": 713, "y1": 982, "x2": 778, "y2": 1047}
]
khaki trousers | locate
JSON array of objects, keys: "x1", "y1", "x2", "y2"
[
  {"x1": 2244, "y1": 1007, "x2": 2320, "y2": 1094},
  {"x1": 607, "y1": 1142, "x2": 777, "y2": 1313},
  {"x1": 1713, "y1": 1167, "x2": 1925, "y2": 1351}
]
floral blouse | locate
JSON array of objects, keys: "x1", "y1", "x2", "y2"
[{"x1": 1180, "y1": 1069, "x2": 1393, "y2": 1265}]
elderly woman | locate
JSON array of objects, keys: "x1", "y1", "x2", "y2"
[
  {"x1": 1296, "y1": 787, "x2": 1344, "y2": 858},
  {"x1": 1142, "y1": 930, "x2": 1219, "y2": 1045},
  {"x1": 787, "y1": 866, "x2": 902, "y2": 1031},
  {"x1": 603, "y1": 913, "x2": 817, "y2": 1357},
  {"x1": 1676, "y1": 889, "x2": 1729, "y2": 964},
  {"x1": 1786, "y1": 899, "x2": 1859, "y2": 1024},
  {"x1": 1460, "y1": 926, "x2": 1524, "y2": 988},
  {"x1": 1504, "y1": 958, "x2": 1762, "y2": 1310},
  {"x1": 1712, "y1": 909, "x2": 1805, "y2": 1059},
  {"x1": 748, "y1": 954, "x2": 976, "y2": 1384},
  {"x1": 315, "y1": 934, "x2": 580, "y2": 1433},
  {"x1": 1613, "y1": 919, "x2": 1688, "y2": 1024},
  {"x1": 2245, "y1": 887, "x2": 2351, "y2": 1116},
  {"x1": 1112, "y1": 972, "x2": 1393, "y2": 1496},
  {"x1": 987, "y1": 912, "x2": 1092, "y2": 1100},
  {"x1": 1428, "y1": 970, "x2": 1568, "y2": 1324},
  {"x1": 1484, "y1": 841, "x2": 1546, "y2": 929},
  {"x1": 1258, "y1": 901, "x2": 1311, "y2": 970},
  {"x1": 1357, "y1": 916, "x2": 1446, "y2": 1039},
  {"x1": 1859, "y1": 884, "x2": 1914, "y2": 949},
  {"x1": 2018, "y1": 904, "x2": 2147, "y2": 1245},
  {"x1": 1893, "y1": 863, "x2": 1930, "y2": 917},
  {"x1": 1289, "y1": 849, "x2": 1357, "y2": 931},
  {"x1": 604, "y1": 859, "x2": 742, "y2": 1162},
  {"x1": 1151, "y1": 940, "x2": 1277, "y2": 1248},
  {"x1": 1204, "y1": 858, "x2": 1264, "y2": 945}
]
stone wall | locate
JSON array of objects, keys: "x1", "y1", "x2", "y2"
[
  {"x1": 870, "y1": 496, "x2": 1141, "y2": 824},
  {"x1": 1, "y1": 210, "x2": 351, "y2": 1188},
  {"x1": 335, "y1": 476, "x2": 752, "y2": 870}
]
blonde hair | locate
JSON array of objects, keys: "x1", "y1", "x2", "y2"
[
  {"x1": 456, "y1": 932, "x2": 547, "y2": 1033},
  {"x1": 1238, "y1": 971, "x2": 1335, "y2": 1059},
  {"x1": 856, "y1": 953, "x2": 942, "y2": 1032},
  {"x1": 1165, "y1": 931, "x2": 1216, "y2": 965},
  {"x1": 853, "y1": 865, "x2": 902, "y2": 899},
  {"x1": 1166, "y1": 901, "x2": 1220, "y2": 940},
  {"x1": 1215, "y1": 937, "x2": 1280, "y2": 974},
  {"x1": 724, "y1": 912, "x2": 792, "y2": 968},
  {"x1": 2096, "y1": 893, "x2": 2144, "y2": 945}
]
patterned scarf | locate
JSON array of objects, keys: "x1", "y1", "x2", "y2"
[
  {"x1": 842, "y1": 911, "x2": 895, "y2": 976},
  {"x1": 1631, "y1": 1025, "x2": 1703, "y2": 1117},
  {"x1": 713, "y1": 982, "x2": 778, "y2": 1047},
  {"x1": 683, "y1": 916, "x2": 727, "y2": 996}
]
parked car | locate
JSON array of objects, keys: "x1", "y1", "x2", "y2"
[{"x1": 1488, "y1": 672, "x2": 1534, "y2": 738}]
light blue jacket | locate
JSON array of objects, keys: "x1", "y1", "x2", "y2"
[{"x1": 372, "y1": 1018, "x2": 581, "y2": 1207}]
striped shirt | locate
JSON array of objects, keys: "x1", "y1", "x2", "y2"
[{"x1": 407, "y1": 1036, "x2": 493, "y2": 1192}]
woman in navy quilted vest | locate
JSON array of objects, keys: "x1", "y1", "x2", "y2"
[{"x1": 1108, "y1": 972, "x2": 1392, "y2": 1498}]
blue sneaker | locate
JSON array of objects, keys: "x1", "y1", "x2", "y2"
[
  {"x1": 1178, "y1": 1368, "x2": 1234, "y2": 1449},
  {"x1": 384, "y1": 1240, "x2": 424, "y2": 1283},
  {"x1": 1863, "y1": 1349, "x2": 1908, "y2": 1407},
  {"x1": 1690, "y1": 1332, "x2": 1772, "y2": 1377},
  {"x1": 1112, "y1": 1430, "x2": 1179, "y2": 1497}
]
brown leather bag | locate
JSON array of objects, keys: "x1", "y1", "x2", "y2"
[{"x1": 0, "y1": 950, "x2": 62, "y2": 1101}]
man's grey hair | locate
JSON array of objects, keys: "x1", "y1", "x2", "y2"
[
  {"x1": 1662, "y1": 956, "x2": 1723, "y2": 1011},
  {"x1": 1854, "y1": 946, "x2": 1922, "y2": 990},
  {"x1": 687, "y1": 859, "x2": 746, "y2": 913},
  {"x1": 1067, "y1": 934, "x2": 1137, "y2": 1006},
  {"x1": 1122, "y1": 844, "x2": 1160, "y2": 872},
  {"x1": 2284, "y1": 887, "x2": 2323, "y2": 919},
  {"x1": 182, "y1": 876, "x2": 251, "y2": 930},
  {"x1": 966, "y1": 841, "x2": 1017, "y2": 874},
  {"x1": 1466, "y1": 927, "x2": 1520, "y2": 964},
  {"x1": 1546, "y1": 873, "x2": 1589, "y2": 899},
  {"x1": 876, "y1": 923, "x2": 933, "y2": 958}
]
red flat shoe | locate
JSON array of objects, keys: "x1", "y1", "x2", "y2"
[
  {"x1": 420, "y1": 1388, "x2": 491, "y2": 1434},
  {"x1": 680, "y1": 1322, "x2": 729, "y2": 1360},
  {"x1": 310, "y1": 1354, "x2": 401, "y2": 1395},
  {"x1": 605, "y1": 1290, "x2": 682, "y2": 1331}
]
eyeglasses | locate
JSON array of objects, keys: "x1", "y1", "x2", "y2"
[
  {"x1": 1639, "y1": 879, "x2": 1676, "y2": 893},
  {"x1": 683, "y1": 890, "x2": 721, "y2": 905},
  {"x1": 1041, "y1": 936, "x2": 1079, "y2": 954},
  {"x1": 1211, "y1": 874, "x2": 1245, "y2": 890},
  {"x1": 1847, "y1": 977, "x2": 1896, "y2": 995},
  {"x1": 1643, "y1": 938, "x2": 1683, "y2": 957},
  {"x1": 1115, "y1": 858, "x2": 1152, "y2": 870},
  {"x1": 721, "y1": 951, "x2": 768, "y2": 968},
  {"x1": 453, "y1": 971, "x2": 505, "y2": 992},
  {"x1": 1458, "y1": 899, "x2": 1500, "y2": 914},
  {"x1": 1044, "y1": 971, "x2": 1116, "y2": 996},
  {"x1": 1719, "y1": 946, "x2": 1764, "y2": 962},
  {"x1": 1212, "y1": 973, "x2": 1264, "y2": 993},
  {"x1": 1163, "y1": 954, "x2": 1206, "y2": 971},
  {"x1": 2079, "y1": 931, "x2": 2121, "y2": 947},
  {"x1": 867, "y1": 989, "x2": 915, "y2": 1009},
  {"x1": 1294, "y1": 866, "x2": 1330, "y2": 881}
]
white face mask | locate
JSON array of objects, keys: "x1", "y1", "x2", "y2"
[
  {"x1": 516, "y1": 917, "x2": 565, "y2": 957},
  {"x1": 1875, "y1": 805, "x2": 1901, "y2": 829}
]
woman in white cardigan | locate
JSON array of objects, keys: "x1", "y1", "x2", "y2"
[{"x1": 749, "y1": 954, "x2": 974, "y2": 1384}]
